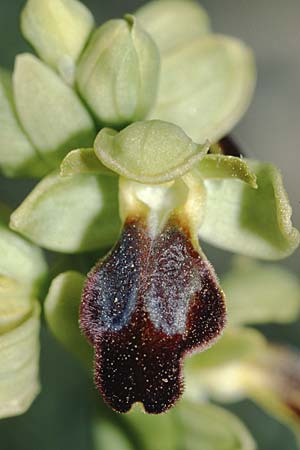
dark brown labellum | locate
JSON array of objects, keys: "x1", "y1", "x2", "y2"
[{"x1": 80, "y1": 216, "x2": 226, "y2": 414}]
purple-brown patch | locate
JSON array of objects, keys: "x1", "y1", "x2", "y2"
[{"x1": 80, "y1": 216, "x2": 226, "y2": 414}]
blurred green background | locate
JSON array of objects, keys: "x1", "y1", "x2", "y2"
[{"x1": 0, "y1": 1, "x2": 299, "y2": 449}]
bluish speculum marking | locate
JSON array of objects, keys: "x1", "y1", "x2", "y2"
[{"x1": 80, "y1": 216, "x2": 226, "y2": 414}]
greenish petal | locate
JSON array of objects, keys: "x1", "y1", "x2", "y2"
[
  {"x1": 176, "y1": 401, "x2": 256, "y2": 450},
  {"x1": 150, "y1": 34, "x2": 256, "y2": 143},
  {"x1": 0, "y1": 68, "x2": 48, "y2": 178},
  {"x1": 60, "y1": 148, "x2": 115, "y2": 177},
  {"x1": 136, "y1": 0, "x2": 210, "y2": 54},
  {"x1": 10, "y1": 171, "x2": 120, "y2": 253},
  {"x1": 13, "y1": 54, "x2": 95, "y2": 169},
  {"x1": 76, "y1": 15, "x2": 160, "y2": 126},
  {"x1": 44, "y1": 271, "x2": 92, "y2": 366},
  {"x1": 222, "y1": 258, "x2": 300, "y2": 325},
  {"x1": 21, "y1": 0, "x2": 94, "y2": 85},
  {"x1": 0, "y1": 301, "x2": 40, "y2": 419},
  {"x1": 199, "y1": 159, "x2": 300, "y2": 259},
  {"x1": 0, "y1": 212, "x2": 47, "y2": 296},
  {"x1": 198, "y1": 154, "x2": 257, "y2": 187},
  {"x1": 94, "y1": 121, "x2": 209, "y2": 183}
]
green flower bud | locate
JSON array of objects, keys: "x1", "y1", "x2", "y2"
[
  {"x1": 94, "y1": 120, "x2": 209, "y2": 184},
  {"x1": 76, "y1": 15, "x2": 160, "y2": 127},
  {"x1": 21, "y1": 0, "x2": 94, "y2": 85}
]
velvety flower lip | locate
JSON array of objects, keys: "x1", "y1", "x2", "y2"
[{"x1": 80, "y1": 215, "x2": 226, "y2": 414}]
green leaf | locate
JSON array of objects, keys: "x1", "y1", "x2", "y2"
[
  {"x1": 94, "y1": 121, "x2": 209, "y2": 183},
  {"x1": 150, "y1": 34, "x2": 255, "y2": 143},
  {"x1": 199, "y1": 160, "x2": 300, "y2": 259},
  {"x1": 176, "y1": 401, "x2": 256, "y2": 450},
  {"x1": 0, "y1": 68, "x2": 48, "y2": 178},
  {"x1": 10, "y1": 171, "x2": 121, "y2": 253},
  {"x1": 76, "y1": 15, "x2": 160, "y2": 126},
  {"x1": 44, "y1": 271, "x2": 92, "y2": 366},
  {"x1": 198, "y1": 154, "x2": 257, "y2": 187},
  {"x1": 13, "y1": 54, "x2": 95, "y2": 169},
  {"x1": 136, "y1": 0, "x2": 210, "y2": 54},
  {"x1": 60, "y1": 148, "x2": 115, "y2": 177},
  {"x1": 0, "y1": 212, "x2": 47, "y2": 296},
  {"x1": 222, "y1": 258, "x2": 300, "y2": 325},
  {"x1": 0, "y1": 301, "x2": 40, "y2": 419},
  {"x1": 21, "y1": 0, "x2": 94, "y2": 85}
]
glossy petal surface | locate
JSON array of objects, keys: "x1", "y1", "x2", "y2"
[{"x1": 80, "y1": 217, "x2": 226, "y2": 413}]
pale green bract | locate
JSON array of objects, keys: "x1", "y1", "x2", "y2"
[
  {"x1": 76, "y1": 15, "x2": 160, "y2": 127},
  {"x1": 13, "y1": 54, "x2": 95, "y2": 169},
  {"x1": 10, "y1": 171, "x2": 121, "y2": 253},
  {"x1": 21, "y1": 0, "x2": 95, "y2": 85},
  {"x1": 94, "y1": 120, "x2": 209, "y2": 183}
]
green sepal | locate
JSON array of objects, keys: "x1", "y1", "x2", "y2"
[
  {"x1": 136, "y1": 0, "x2": 210, "y2": 54},
  {"x1": 10, "y1": 171, "x2": 121, "y2": 253},
  {"x1": 0, "y1": 211, "x2": 47, "y2": 296},
  {"x1": 60, "y1": 148, "x2": 115, "y2": 177},
  {"x1": 199, "y1": 159, "x2": 300, "y2": 259},
  {"x1": 94, "y1": 121, "x2": 209, "y2": 183},
  {"x1": 13, "y1": 54, "x2": 95, "y2": 169},
  {"x1": 222, "y1": 258, "x2": 300, "y2": 325},
  {"x1": 0, "y1": 301, "x2": 40, "y2": 419},
  {"x1": 150, "y1": 34, "x2": 255, "y2": 143},
  {"x1": 44, "y1": 271, "x2": 92, "y2": 366},
  {"x1": 198, "y1": 154, "x2": 257, "y2": 188},
  {"x1": 0, "y1": 68, "x2": 48, "y2": 178},
  {"x1": 76, "y1": 15, "x2": 160, "y2": 126},
  {"x1": 21, "y1": 0, "x2": 95, "y2": 85}
]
